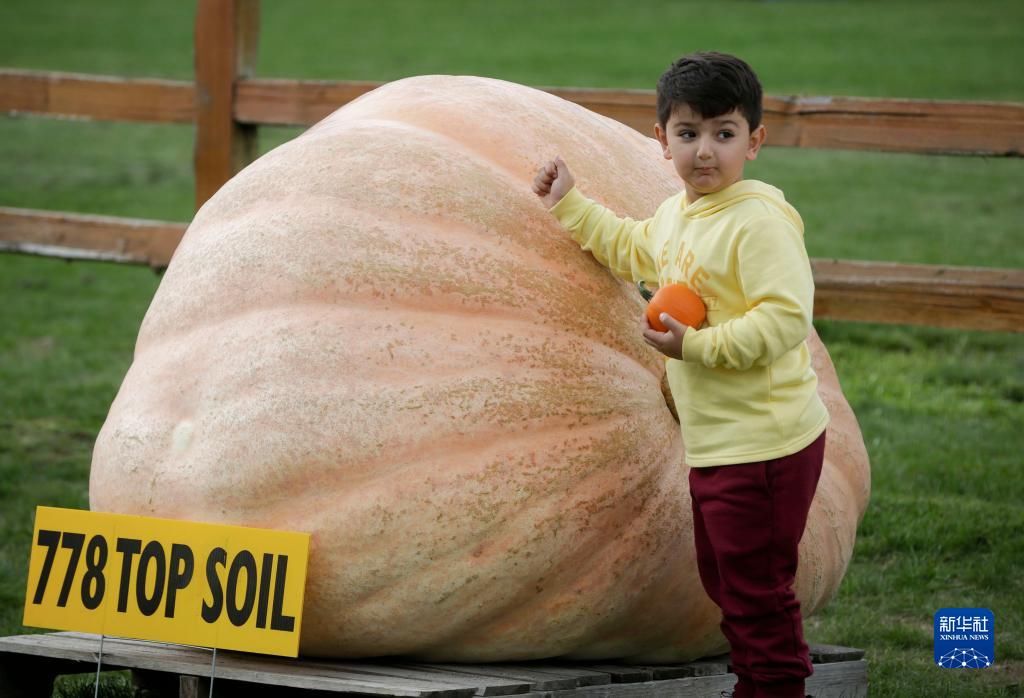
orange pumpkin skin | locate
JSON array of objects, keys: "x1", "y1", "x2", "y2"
[
  {"x1": 89, "y1": 76, "x2": 870, "y2": 662},
  {"x1": 647, "y1": 284, "x2": 706, "y2": 331}
]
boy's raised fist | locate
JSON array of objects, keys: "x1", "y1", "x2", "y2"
[{"x1": 532, "y1": 156, "x2": 575, "y2": 209}]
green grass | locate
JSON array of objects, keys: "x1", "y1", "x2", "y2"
[
  {"x1": 1, "y1": 1, "x2": 1022, "y2": 696},
  {"x1": 4, "y1": 0, "x2": 1022, "y2": 100},
  {"x1": 807, "y1": 321, "x2": 1024, "y2": 696},
  {"x1": 52, "y1": 673, "x2": 134, "y2": 698}
]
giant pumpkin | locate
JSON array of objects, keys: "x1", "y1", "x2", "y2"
[{"x1": 90, "y1": 76, "x2": 870, "y2": 661}]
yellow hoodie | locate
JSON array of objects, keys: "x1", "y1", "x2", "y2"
[{"x1": 550, "y1": 179, "x2": 829, "y2": 467}]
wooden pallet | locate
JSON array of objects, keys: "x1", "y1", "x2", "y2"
[{"x1": 0, "y1": 632, "x2": 867, "y2": 697}]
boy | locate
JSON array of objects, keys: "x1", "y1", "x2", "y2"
[{"x1": 532, "y1": 52, "x2": 829, "y2": 698}]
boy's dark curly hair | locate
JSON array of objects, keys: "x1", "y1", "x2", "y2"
[{"x1": 656, "y1": 52, "x2": 763, "y2": 130}]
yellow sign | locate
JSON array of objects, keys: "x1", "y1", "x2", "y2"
[{"x1": 23, "y1": 506, "x2": 310, "y2": 657}]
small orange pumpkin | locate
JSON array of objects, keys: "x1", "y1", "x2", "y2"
[{"x1": 646, "y1": 283, "x2": 706, "y2": 331}]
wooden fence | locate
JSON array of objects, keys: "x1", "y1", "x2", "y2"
[{"x1": 1, "y1": 0, "x2": 1022, "y2": 332}]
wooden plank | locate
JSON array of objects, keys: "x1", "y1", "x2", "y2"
[
  {"x1": 195, "y1": 657, "x2": 478, "y2": 696},
  {"x1": 3, "y1": 66, "x2": 1021, "y2": 157},
  {"x1": 260, "y1": 656, "x2": 528, "y2": 697},
  {"x1": 517, "y1": 659, "x2": 866, "y2": 697},
  {"x1": 764, "y1": 95, "x2": 1024, "y2": 156},
  {"x1": 411, "y1": 663, "x2": 586, "y2": 692},
  {"x1": 556, "y1": 665, "x2": 652, "y2": 684},
  {"x1": 0, "y1": 207, "x2": 185, "y2": 269},
  {"x1": 392, "y1": 663, "x2": 533, "y2": 695},
  {"x1": 0, "y1": 68, "x2": 194, "y2": 124},
  {"x1": 812, "y1": 259, "x2": 1024, "y2": 332},
  {"x1": 646, "y1": 655, "x2": 729, "y2": 679},
  {"x1": 192, "y1": 653, "x2": 481, "y2": 697},
  {"x1": 0, "y1": 633, "x2": 478, "y2": 697},
  {"x1": 805, "y1": 659, "x2": 869, "y2": 698},
  {"x1": 507, "y1": 663, "x2": 611, "y2": 687},
  {"x1": 0, "y1": 633, "x2": 869, "y2": 697},
  {"x1": 193, "y1": 0, "x2": 260, "y2": 209},
  {"x1": 233, "y1": 78, "x2": 1024, "y2": 156},
  {"x1": 517, "y1": 673, "x2": 735, "y2": 698},
  {"x1": 234, "y1": 78, "x2": 379, "y2": 127},
  {"x1": 809, "y1": 643, "x2": 867, "y2": 664}
]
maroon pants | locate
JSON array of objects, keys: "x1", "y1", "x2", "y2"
[{"x1": 688, "y1": 431, "x2": 826, "y2": 698}]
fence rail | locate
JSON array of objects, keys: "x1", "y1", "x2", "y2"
[
  {"x1": 0, "y1": 207, "x2": 185, "y2": 266},
  {"x1": 5, "y1": 68, "x2": 1023, "y2": 157},
  {"x1": 811, "y1": 260, "x2": 1024, "y2": 332},
  {"x1": 1, "y1": 0, "x2": 1022, "y2": 332},
  {"x1": 3, "y1": 205, "x2": 1020, "y2": 332},
  {"x1": 0, "y1": 69, "x2": 194, "y2": 123},
  {"x1": 235, "y1": 79, "x2": 1024, "y2": 157}
]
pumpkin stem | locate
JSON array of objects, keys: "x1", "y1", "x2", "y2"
[{"x1": 637, "y1": 281, "x2": 654, "y2": 302}]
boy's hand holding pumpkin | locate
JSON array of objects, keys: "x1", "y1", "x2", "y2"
[
  {"x1": 532, "y1": 156, "x2": 575, "y2": 209},
  {"x1": 642, "y1": 312, "x2": 687, "y2": 360}
]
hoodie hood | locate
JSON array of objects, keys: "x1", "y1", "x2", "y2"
[{"x1": 682, "y1": 179, "x2": 804, "y2": 235}]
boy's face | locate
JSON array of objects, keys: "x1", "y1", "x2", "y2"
[{"x1": 655, "y1": 105, "x2": 766, "y2": 203}]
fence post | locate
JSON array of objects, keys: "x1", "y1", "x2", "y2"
[{"x1": 193, "y1": 0, "x2": 260, "y2": 211}]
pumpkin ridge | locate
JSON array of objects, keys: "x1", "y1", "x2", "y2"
[
  {"x1": 298, "y1": 453, "x2": 687, "y2": 659},
  {"x1": 136, "y1": 300, "x2": 663, "y2": 389},
  {"x1": 107, "y1": 356, "x2": 676, "y2": 519},
  {"x1": 148, "y1": 203, "x2": 649, "y2": 356},
  {"x1": 241, "y1": 411, "x2": 681, "y2": 524},
  {"x1": 300, "y1": 114, "x2": 536, "y2": 195},
  {"x1": 122, "y1": 318, "x2": 665, "y2": 461}
]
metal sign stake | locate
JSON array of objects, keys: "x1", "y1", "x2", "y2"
[
  {"x1": 209, "y1": 646, "x2": 218, "y2": 698},
  {"x1": 93, "y1": 634, "x2": 105, "y2": 698}
]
